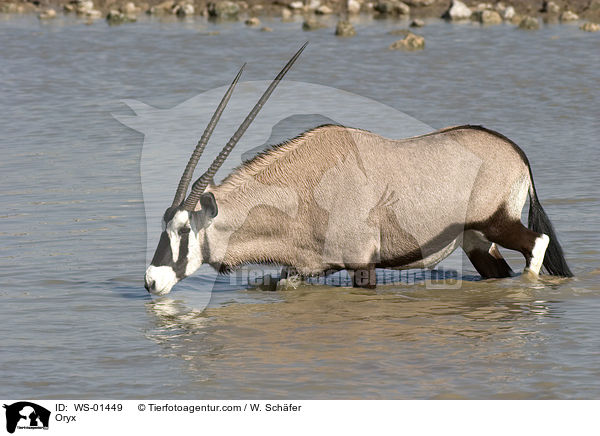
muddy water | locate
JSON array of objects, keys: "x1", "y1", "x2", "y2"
[{"x1": 0, "y1": 14, "x2": 599, "y2": 399}]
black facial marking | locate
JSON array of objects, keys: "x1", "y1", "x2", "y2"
[
  {"x1": 200, "y1": 192, "x2": 218, "y2": 219},
  {"x1": 162, "y1": 206, "x2": 179, "y2": 224},
  {"x1": 150, "y1": 227, "x2": 189, "y2": 280},
  {"x1": 174, "y1": 232, "x2": 189, "y2": 279},
  {"x1": 151, "y1": 231, "x2": 172, "y2": 266}
]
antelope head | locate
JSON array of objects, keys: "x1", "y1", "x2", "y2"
[{"x1": 144, "y1": 43, "x2": 307, "y2": 296}]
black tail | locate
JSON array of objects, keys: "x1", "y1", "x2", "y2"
[{"x1": 528, "y1": 187, "x2": 573, "y2": 277}]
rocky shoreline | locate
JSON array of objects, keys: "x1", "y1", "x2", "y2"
[{"x1": 2, "y1": 0, "x2": 599, "y2": 39}]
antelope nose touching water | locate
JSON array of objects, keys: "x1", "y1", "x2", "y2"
[{"x1": 144, "y1": 43, "x2": 572, "y2": 296}]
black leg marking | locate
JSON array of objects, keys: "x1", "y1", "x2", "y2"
[
  {"x1": 482, "y1": 221, "x2": 541, "y2": 270},
  {"x1": 465, "y1": 246, "x2": 513, "y2": 279}
]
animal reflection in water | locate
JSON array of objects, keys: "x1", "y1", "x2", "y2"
[
  {"x1": 145, "y1": 286, "x2": 557, "y2": 368},
  {"x1": 144, "y1": 43, "x2": 572, "y2": 296}
]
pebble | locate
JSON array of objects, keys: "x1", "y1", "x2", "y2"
[
  {"x1": 245, "y1": 16, "x2": 260, "y2": 26},
  {"x1": 335, "y1": 19, "x2": 356, "y2": 36},
  {"x1": 389, "y1": 32, "x2": 425, "y2": 50}
]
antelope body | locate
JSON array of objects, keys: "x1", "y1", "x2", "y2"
[{"x1": 144, "y1": 45, "x2": 572, "y2": 295}]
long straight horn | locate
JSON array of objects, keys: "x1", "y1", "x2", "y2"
[
  {"x1": 171, "y1": 64, "x2": 245, "y2": 207},
  {"x1": 182, "y1": 42, "x2": 308, "y2": 211}
]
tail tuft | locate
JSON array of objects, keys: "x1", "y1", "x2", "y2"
[{"x1": 528, "y1": 193, "x2": 573, "y2": 277}]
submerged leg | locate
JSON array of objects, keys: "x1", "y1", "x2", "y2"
[{"x1": 462, "y1": 230, "x2": 513, "y2": 278}]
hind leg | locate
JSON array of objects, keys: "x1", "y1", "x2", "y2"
[
  {"x1": 482, "y1": 221, "x2": 549, "y2": 276},
  {"x1": 462, "y1": 230, "x2": 513, "y2": 278}
]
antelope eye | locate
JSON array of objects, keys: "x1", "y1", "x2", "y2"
[{"x1": 178, "y1": 227, "x2": 190, "y2": 235}]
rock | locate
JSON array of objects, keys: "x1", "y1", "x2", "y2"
[
  {"x1": 501, "y1": 5, "x2": 514, "y2": 20},
  {"x1": 2, "y1": 2, "x2": 36, "y2": 13},
  {"x1": 541, "y1": 0, "x2": 560, "y2": 13},
  {"x1": 76, "y1": 0, "x2": 94, "y2": 14},
  {"x1": 374, "y1": 0, "x2": 410, "y2": 15},
  {"x1": 107, "y1": 9, "x2": 137, "y2": 23},
  {"x1": 23, "y1": 3, "x2": 38, "y2": 12},
  {"x1": 403, "y1": 0, "x2": 434, "y2": 5},
  {"x1": 147, "y1": 0, "x2": 173, "y2": 14},
  {"x1": 24, "y1": 3, "x2": 39, "y2": 12},
  {"x1": 183, "y1": 4, "x2": 195, "y2": 15},
  {"x1": 281, "y1": 7, "x2": 293, "y2": 20},
  {"x1": 474, "y1": 2, "x2": 493, "y2": 11},
  {"x1": 394, "y1": 1, "x2": 411, "y2": 15},
  {"x1": 580, "y1": 21, "x2": 600, "y2": 31},
  {"x1": 477, "y1": 9, "x2": 502, "y2": 23},
  {"x1": 107, "y1": 9, "x2": 126, "y2": 23},
  {"x1": 410, "y1": 18, "x2": 425, "y2": 27},
  {"x1": 260, "y1": 26, "x2": 273, "y2": 31},
  {"x1": 245, "y1": 16, "x2": 260, "y2": 25},
  {"x1": 3, "y1": 2, "x2": 34, "y2": 13},
  {"x1": 335, "y1": 19, "x2": 356, "y2": 36},
  {"x1": 63, "y1": 4, "x2": 75, "y2": 12},
  {"x1": 122, "y1": 2, "x2": 138, "y2": 14},
  {"x1": 559, "y1": 10, "x2": 578, "y2": 21},
  {"x1": 302, "y1": 16, "x2": 325, "y2": 29},
  {"x1": 518, "y1": 15, "x2": 539, "y2": 29},
  {"x1": 289, "y1": 1, "x2": 304, "y2": 9},
  {"x1": 86, "y1": 9, "x2": 102, "y2": 18},
  {"x1": 207, "y1": 1, "x2": 240, "y2": 18},
  {"x1": 307, "y1": 0, "x2": 321, "y2": 10},
  {"x1": 587, "y1": 0, "x2": 600, "y2": 15},
  {"x1": 39, "y1": 8, "x2": 57, "y2": 19},
  {"x1": 348, "y1": 0, "x2": 361, "y2": 14},
  {"x1": 174, "y1": 3, "x2": 194, "y2": 16},
  {"x1": 442, "y1": 0, "x2": 472, "y2": 20},
  {"x1": 251, "y1": 4, "x2": 263, "y2": 12},
  {"x1": 389, "y1": 32, "x2": 425, "y2": 50},
  {"x1": 315, "y1": 5, "x2": 333, "y2": 14}
]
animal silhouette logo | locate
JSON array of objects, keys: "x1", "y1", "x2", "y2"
[{"x1": 3, "y1": 402, "x2": 50, "y2": 434}]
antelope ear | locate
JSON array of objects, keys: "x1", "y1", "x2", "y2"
[{"x1": 200, "y1": 192, "x2": 218, "y2": 219}]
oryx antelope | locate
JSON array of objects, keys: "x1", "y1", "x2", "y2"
[{"x1": 144, "y1": 44, "x2": 572, "y2": 295}]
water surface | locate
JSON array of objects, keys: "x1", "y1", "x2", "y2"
[{"x1": 1, "y1": 14, "x2": 599, "y2": 399}]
